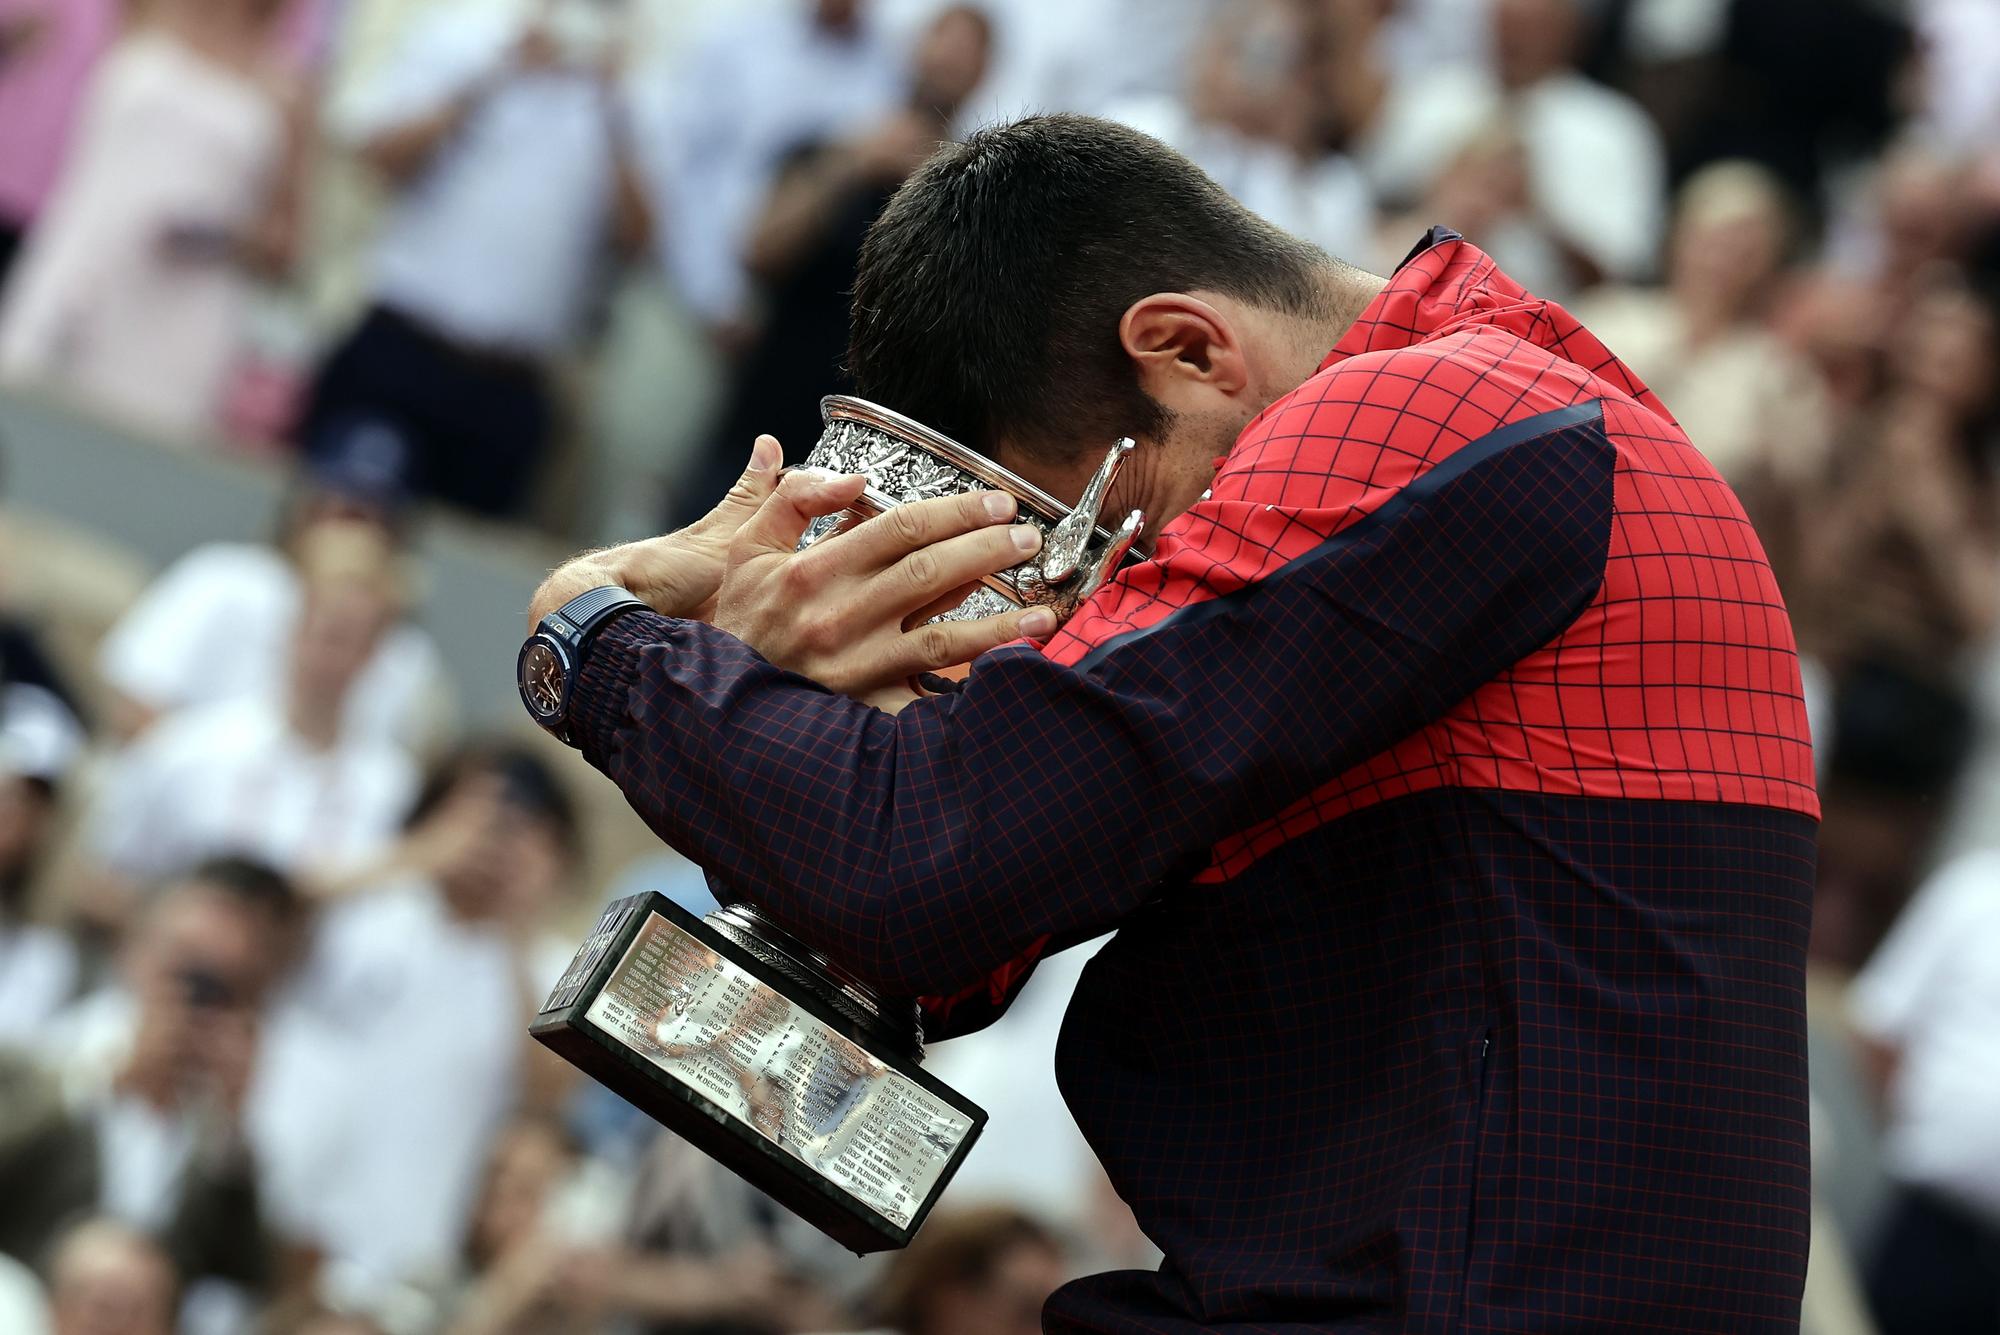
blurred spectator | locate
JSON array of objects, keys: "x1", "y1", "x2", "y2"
[
  {"x1": 80, "y1": 521, "x2": 418, "y2": 910},
  {"x1": 1356, "y1": 0, "x2": 1667, "y2": 289},
  {"x1": 0, "y1": 0, "x2": 307, "y2": 440},
  {"x1": 675, "y1": 4, "x2": 992, "y2": 522},
  {"x1": 1849, "y1": 848, "x2": 2000, "y2": 1334},
  {"x1": 1572, "y1": 160, "x2": 1832, "y2": 583},
  {"x1": 618, "y1": 1131, "x2": 866, "y2": 1332},
  {"x1": 5, "y1": 861, "x2": 300, "y2": 1300},
  {"x1": 1373, "y1": 122, "x2": 1571, "y2": 298},
  {"x1": 1798, "y1": 280, "x2": 2000, "y2": 966},
  {"x1": 253, "y1": 743, "x2": 577, "y2": 1301},
  {"x1": 1827, "y1": 143, "x2": 1980, "y2": 321},
  {"x1": 44, "y1": 1219, "x2": 177, "y2": 1335},
  {"x1": 0, "y1": 0, "x2": 120, "y2": 286},
  {"x1": 865, "y1": 1205, "x2": 1065, "y2": 1335},
  {"x1": 1111, "y1": 0, "x2": 1374, "y2": 259},
  {"x1": 955, "y1": 0, "x2": 1217, "y2": 131},
  {"x1": 654, "y1": 0, "x2": 902, "y2": 333},
  {"x1": 0, "y1": 679, "x2": 85, "y2": 1041},
  {"x1": 298, "y1": 0, "x2": 656, "y2": 520},
  {"x1": 437, "y1": 1114, "x2": 801, "y2": 1335},
  {"x1": 94, "y1": 445, "x2": 449, "y2": 750}
]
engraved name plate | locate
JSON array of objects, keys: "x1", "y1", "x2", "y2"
[{"x1": 531, "y1": 892, "x2": 986, "y2": 1252}]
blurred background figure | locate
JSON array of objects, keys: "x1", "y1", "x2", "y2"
[
  {"x1": 1848, "y1": 844, "x2": 2000, "y2": 1335},
  {"x1": 652, "y1": 0, "x2": 901, "y2": 339},
  {"x1": 252, "y1": 742, "x2": 579, "y2": 1307},
  {"x1": 2, "y1": 860, "x2": 300, "y2": 1316},
  {"x1": 0, "y1": 0, "x2": 120, "y2": 287},
  {"x1": 864, "y1": 1206, "x2": 1066, "y2": 1335},
  {"x1": 1573, "y1": 160, "x2": 1830, "y2": 586},
  {"x1": 0, "y1": 0, "x2": 307, "y2": 441},
  {"x1": 0, "y1": 678, "x2": 84, "y2": 1040},
  {"x1": 1110, "y1": 0, "x2": 1373, "y2": 262},
  {"x1": 79, "y1": 522, "x2": 418, "y2": 922},
  {"x1": 94, "y1": 442, "x2": 448, "y2": 750},
  {"x1": 1357, "y1": 0, "x2": 1666, "y2": 292},
  {"x1": 1796, "y1": 279, "x2": 2000, "y2": 969},
  {"x1": 44, "y1": 1219, "x2": 178, "y2": 1335},
  {"x1": 672, "y1": 2, "x2": 992, "y2": 524},
  {"x1": 298, "y1": 0, "x2": 655, "y2": 519}
]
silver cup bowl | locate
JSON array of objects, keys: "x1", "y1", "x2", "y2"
[{"x1": 798, "y1": 396, "x2": 1146, "y2": 623}]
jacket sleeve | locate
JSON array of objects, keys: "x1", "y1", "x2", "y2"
[{"x1": 568, "y1": 411, "x2": 1614, "y2": 997}]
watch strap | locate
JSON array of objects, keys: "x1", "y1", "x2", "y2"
[{"x1": 547, "y1": 585, "x2": 647, "y2": 647}]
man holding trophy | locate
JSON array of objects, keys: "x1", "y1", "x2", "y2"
[{"x1": 522, "y1": 116, "x2": 1818, "y2": 1332}]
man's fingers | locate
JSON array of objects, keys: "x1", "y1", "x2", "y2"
[
  {"x1": 889, "y1": 603, "x2": 1060, "y2": 676},
  {"x1": 821, "y1": 489, "x2": 1019, "y2": 572},
  {"x1": 732, "y1": 467, "x2": 867, "y2": 559},
  {"x1": 879, "y1": 522, "x2": 1043, "y2": 615}
]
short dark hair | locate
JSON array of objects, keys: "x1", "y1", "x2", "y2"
[
  {"x1": 406, "y1": 739, "x2": 580, "y2": 855},
  {"x1": 848, "y1": 113, "x2": 1334, "y2": 463},
  {"x1": 183, "y1": 855, "x2": 301, "y2": 931}
]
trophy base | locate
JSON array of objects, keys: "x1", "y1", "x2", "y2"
[{"x1": 530, "y1": 892, "x2": 986, "y2": 1253}]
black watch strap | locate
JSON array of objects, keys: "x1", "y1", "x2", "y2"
[{"x1": 548, "y1": 585, "x2": 647, "y2": 647}]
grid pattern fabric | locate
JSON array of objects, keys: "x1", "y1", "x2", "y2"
[{"x1": 566, "y1": 232, "x2": 1818, "y2": 1332}]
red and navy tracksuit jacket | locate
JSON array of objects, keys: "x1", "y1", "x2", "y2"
[{"x1": 572, "y1": 231, "x2": 1820, "y2": 1332}]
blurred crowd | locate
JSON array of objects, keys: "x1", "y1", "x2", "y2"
[{"x1": 2, "y1": 0, "x2": 2000, "y2": 1332}]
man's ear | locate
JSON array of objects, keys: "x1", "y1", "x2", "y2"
[{"x1": 1118, "y1": 293, "x2": 1249, "y2": 404}]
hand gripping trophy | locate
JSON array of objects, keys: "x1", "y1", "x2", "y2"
[{"x1": 531, "y1": 396, "x2": 1144, "y2": 1252}]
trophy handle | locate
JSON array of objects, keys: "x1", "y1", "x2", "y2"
[
  {"x1": 1056, "y1": 508, "x2": 1145, "y2": 618},
  {"x1": 1042, "y1": 438, "x2": 1136, "y2": 585}
]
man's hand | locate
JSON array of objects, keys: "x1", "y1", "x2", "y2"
[
  {"x1": 713, "y1": 469, "x2": 1058, "y2": 712},
  {"x1": 528, "y1": 436, "x2": 784, "y2": 628}
]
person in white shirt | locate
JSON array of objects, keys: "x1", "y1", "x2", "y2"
[
  {"x1": 1107, "y1": 0, "x2": 1375, "y2": 264},
  {"x1": 1849, "y1": 849, "x2": 2000, "y2": 1334},
  {"x1": 1355, "y1": 0, "x2": 1667, "y2": 290},
  {"x1": 96, "y1": 437, "x2": 450, "y2": 751},
  {"x1": 652, "y1": 0, "x2": 903, "y2": 331},
  {"x1": 298, "y1": 0, "x2": 655, "y2": 518},
  {"x1": 0, "y1": 679, "x2": 85, "y2": 1043},
  {"x1": 82, "y1": 522, "x2": 419, "y2": 914},
  {"x1": 251, "y1": 742, "x2": 580, "y2": 1302}
]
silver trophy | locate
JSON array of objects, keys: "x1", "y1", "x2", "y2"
[
  {"x1": 532, "y1": 398, "x2": 1147, "y2": 1252},
  {"x1": 800, "y1": 395, "x2": 1147, "y2": 623}
]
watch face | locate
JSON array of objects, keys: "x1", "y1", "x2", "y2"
[{"x1": 519, "y1": 638, "x2": 568, "y2": 722}]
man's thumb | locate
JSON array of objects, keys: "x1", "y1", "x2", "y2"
[{"x1": 702, "y1": 434, "x2": 785, "y2": 530}]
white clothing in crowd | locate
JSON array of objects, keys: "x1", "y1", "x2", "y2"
[
  {"x1": 251, "y1": 876, "x2": 571, "y2": 1293},
  {"x1": 925, "y1": 938, "x2": 1107, "y2": 1227},
  {"x1": 327, "y1": 3, "x2": 640, "y2": 354},
  {"x1": 1358, "y1": 65, "x2": 1668, "y2": 282},
  {"x1": 1851, "y1": 849, "x2": 2000, "y2": 1224},
  {"x1": 87, "y1": 695, "x2": 417, "y2": 884},
  {"x1": 930, "y1": 0, "x2": 1221, "y2": 127},
  {"x1": 1109, "y1": 97, "x2": 1376, "y2": 262},
  {"x1": 0, "y1": 924, "x2": 77, "y2": 1044},
  {"x1": 0, "y1": 31, "x2": 286, "y2": 438},
  {"x1": 653, "y1": 3, "x2": 903, "y2": 324},
  {"x1": 98, "y1": 540, "x2": 449, "y2": 748},
  {"x1": 0, "y1": 1255, "x2": 49, "y2": 1335}
]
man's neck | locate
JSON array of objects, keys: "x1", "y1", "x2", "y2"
[{"x1": 1311, "y1": 263, "x2": 1391, "y2": 360}]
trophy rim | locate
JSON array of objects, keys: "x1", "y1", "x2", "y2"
[{"x1": 820, "y1": 395, "x2": 1077, "y2": 528}]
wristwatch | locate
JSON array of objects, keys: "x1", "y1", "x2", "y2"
[{"x1": 518, "y1": 586, "x2": 648, "y2": 744}]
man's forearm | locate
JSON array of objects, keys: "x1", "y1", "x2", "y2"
[{"x1": 529, "y1": 535, "x2": 715, "y2": 627}]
